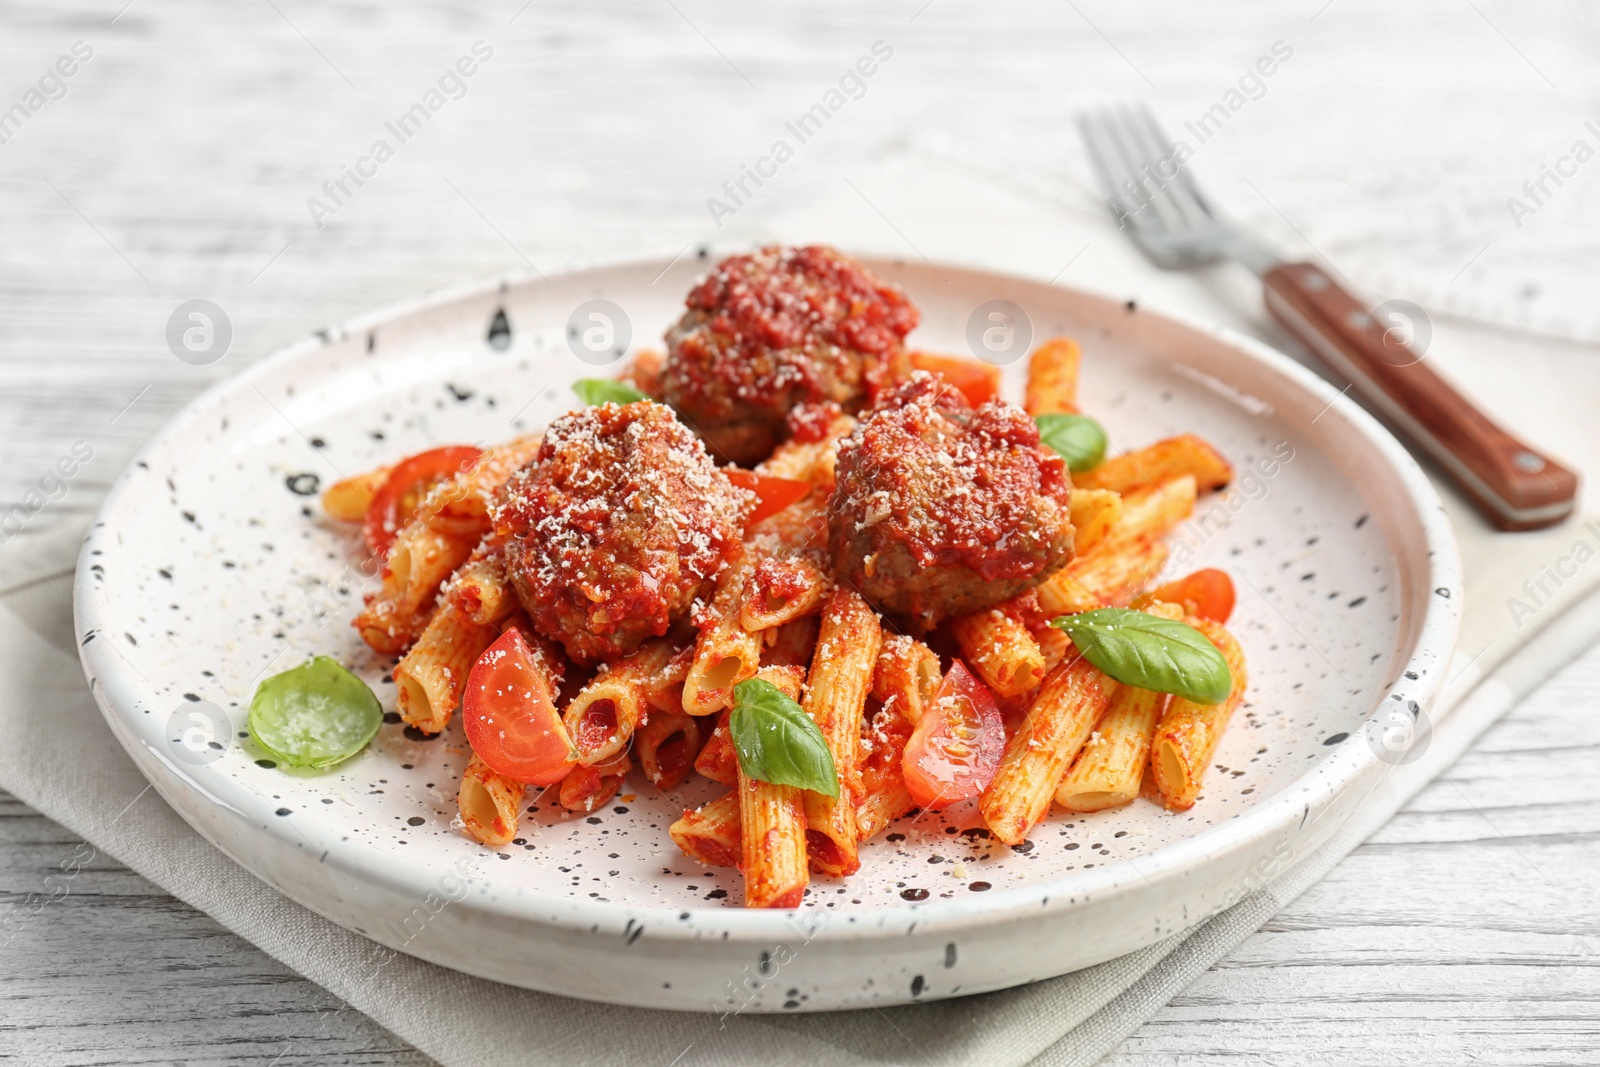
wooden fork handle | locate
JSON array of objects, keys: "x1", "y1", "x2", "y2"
[{"x1": 1263, "y1": 261, "x2": 1578, "y2": 531}]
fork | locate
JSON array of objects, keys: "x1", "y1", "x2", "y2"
[{"x1": 1078, "y1": 104, "x2": 1578, "y2": 532}]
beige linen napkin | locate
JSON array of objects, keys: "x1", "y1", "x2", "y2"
[{"x1": 4, "y1": 154, "x2": 1599, "y2": 1066}]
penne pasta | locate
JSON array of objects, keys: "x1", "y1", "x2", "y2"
[
  {"x1": 980, "y1": 657, "x2": 1116, "y2": 846},
  {"x1": 755, "y1": 412, "x2": 856, "y2": 488},
  {"x1": 802, "y1": 589, "x2": 882, "y2": 877},
  {"x1": 1150, "y1": 617, "x2": 1248, "y2": 811},
  {"x1": 740, "y1": 552, "x2": 830, "y2": 631},
  {"x1": 444, "y1": 541, "x2": 515, "y2": 625},
  {"x1": 669, "y1": 792, "x2": 742, "y2": 868},
  {"x1": 856, "y1": 649, "x2": 925, "y2": 840},
  {"x1": 355, "y1": 520, "x2": 477, "y2": 654},
  {"x1": 395, "y1": 598, "x2": 500, "y2": 734},
  {"x1": 321, "y1": 466, "x2": 391, "y2": 522},
  {"x1": 645, "y1": 645, "x2": 695, "y2": 715},
  {"x1": 871, "y1": 633, "x2": 942, "y2": 727},
  {"x1": 458, "y1": 753, "x2": 526, "y2": 848},
  {"x1": 635, "y1": 709, "x2": 703, "y2": 791},
  {"x1": 620, "y1": 348, "x2": 665, "y2": 399},
  {"x1": 737, "y1": 666, "x2": 810, "y2": 908},
  {"x1": 693, "y1": 708, "x2": 738, "y2": 786},
  {"x1": 760, "y1": 614, "x2": 820, "y2": 669},
  {"x1": 1075, "y1": 434, "x2": 1231, "y2": 495},
  {"x1": 683, "y1": 547, "x2": 762, "y2": 716},
  {"x1": 1035, "y1": 624, "x2": 1070, "y2": 675},
  {"x1": 558, "y1": 749, "x2": 632, "y2": 813},
  {"x1": 420, "y1": 434, "x2": 543, "y2": 538},
  {"x1": 949, "y1": 604, "x2": 1047, "y2": 698},
  {"x1": 1024, "y1": 337, "x2": 1082, "y2": 416},
  {"x1": 1037, "y1": 536, "x2": 1168, "y2": 616},
  {"x1": 1054, "y1": 685, "x2": 1168, "y2": 812},
  {"x1": 564, "y1": 639, "x2": 676, "y2": 764},
  {"x1": 1110, "y1": 476, "x2": 1198, "y2": 545},
  {"x1": 1070, "y1": 488, "x2": 1123, "y2": 556}
]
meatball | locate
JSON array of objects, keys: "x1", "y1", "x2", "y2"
[
  {"x1": 660, "y1": 245, "x2": 918, "y2": 465},
  {"x1": 493, "y1": 401, "x2": 752, "y2": 667},
  {"x1": 828, "y1": 373, "x2": 1074, "y2": 629}
]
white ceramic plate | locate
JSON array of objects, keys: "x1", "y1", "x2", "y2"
[{"x1": 75, "y1": 253, "x2": 1461, "y2": 1012}]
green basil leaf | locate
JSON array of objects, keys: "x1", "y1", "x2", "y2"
[
  {"x1": 572, "y1": 379, "x2": 649, "y2": 406},
  {"x1": 1036, "y1": 413, "x2": 1108, "y2": 473},
  {"x1": 248, "y1": 655, "x2": 383, "y2": 769},
  {"x1": 1050, "y1": 608, "x2": 1232, "y2": 704},
  {"x1": 728, "y1": 678, "x2": 839, "y2": 797}
]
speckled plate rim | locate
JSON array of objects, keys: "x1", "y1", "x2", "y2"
[{"x1": 74, "y1": 251, "x2": 1463, "y2": 946}]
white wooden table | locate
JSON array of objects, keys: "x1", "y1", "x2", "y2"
[{"x1": 3, "y1": 2, "x2": 1598, "y2": 1063}]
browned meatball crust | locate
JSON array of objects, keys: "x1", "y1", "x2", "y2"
[
  {"x1": 660, "y1": 245, "x2": 918, "y2": 465},
  {"x1": 827, "y1": 373, "x2": 1074, "y2": 628},
  {"x1": 493, "y1": 401, "x2": 752, "y2": 668}
]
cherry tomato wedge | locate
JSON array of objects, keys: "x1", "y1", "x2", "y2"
[
  {"x1": 723, "y1": 469, "x2": 811, "y2": 527},
  {"x1": 463, "y1": 627, "x2": 577, "y2": 786},
  {"x1": 902, "y1": 659, "x2": 1004, "y2": 810},
  {"x1": 910, "y1": 352, "x2": 1001, "y2": 408},
  {"x1": 1143, "y1": 568, "x2": 1236, "y2": 624},
  {"x1": 363, "y1": 445, "x2": 483, "y2": 557}
]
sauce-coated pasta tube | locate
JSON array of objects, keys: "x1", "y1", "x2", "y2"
[
  {"x1": 683, "y1": 548, "x2": 762, "y2": 716},
  {"x1": 693, "y1": 708, "x2": 738, "y2": 786},
  {"x1": 1054, "y1": 685, "x2": 1168, "y2": 812},
  {"x1": 871, "y1": 634, "x2": 941, "y2": 727},
  {"x1": 740, "y1": 553, "x2": 829, "y2": 631},
  {"x1": 420, "y1": 434, "x2": 543, "y2": 537},
  {"x1": 802, "y1": 589, "x2": 882, "y2": 877},
  {"x1": 356, "y1": 521, "x2": 476, "y2": 654},
  {"x1": 1151, "y1": 618, "x2": 1248, "y2": 811},
  {"x1": 1070, "y1": 488, "x2": 1122, "y2": 556},
  {"x1": 949, "y1": 605, "x2": 1047, "y2": 698},
  {"x1": 395, "y1": 598, "x2": 499, "y2": 734},
  {"x1": 669, "y1": 792, "x2": 741, "y2": 868},
  {"x1": 1075, "y1": 435, "x2": 1231, "y2": 495},
  {"x1": 1024, "y1": 337, "x2": 1082, "y2": 416},
  {"x1": 1037, "y1": 537, "x2": 1168, "y2": 616},
  {"x1": 459, "y1": 753, "x2": 525, "y2": 848},
  {"x1": 635, "y1": 709, "x2": 702, "y2": 791},
  {"x1": 565, "y1": 639, "x2": 675, "y2": 764},
  {"x1": 738, "y1": 666, "x2": 810, "y2": 908},
  {"x1": 760, "y1": 614, "x2": 820, "y2": 669},
  {"x1": 558, "y1": 749, "x2": 631, "y2": 813},
  {"x1": 854, "y1": 711, "x2": 915, "y2": 842},
  {"x1": 321, "y1": 466, "x2": 391, "y2": 522},
  {"x1": 980, "y1": 657, "x2": 1116, "y2": 846},
  {"x1": 1112, "y1": 476, "x2": 1198, "y2": 543},
  {"x1": 445, "y1": 544, "x2": 515, "y2": 625}
]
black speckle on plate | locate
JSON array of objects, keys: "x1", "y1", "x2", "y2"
[
  {"x1": 285, "y1": 472, "x2": 321, "y2": 496},
  {"x1": 487, "y1": 309, "x2": 512, "y2": 350},
  {"x1": 256, "y1": 759, "x2": 276, "y2": 769},
  {"x1": 401, "y1": 725, "x2": 438, "y2": 742},
  {"x1": 900, "y1": 887, "x2": 929, "y2": 901},
  {"x1": 275, "y1": 807, "x2": 292, "y2": 817},
  {"x1": 969, "y1": 881, "x2": 991, "y2": 892},
  {"x1": 383, "y1": 712, "x2": 402, "y2": 725},
  {"x1": 1323, "y1": 732, "x2": 1349, "y2": 746},
  {"x1": 407, "y1": 816, "x2": 425, "y2": 827}
]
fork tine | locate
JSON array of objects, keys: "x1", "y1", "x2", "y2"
[
  {"x1": 1130, "y1": 104, "x2": 1214, "y2": 216},
  {"x1": 1100, "y1": 106, "x2": 1192, "y2": 233},
  {"x1": 1076, "y1": 112, "x2": 1141, "y2": 223},
  {"x1": 1115, "y1": 104, "x2": 1209, "y2": 230},
  {"x1": 1081, "y1": 109, "x2": 1169, "y2": 234}
]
